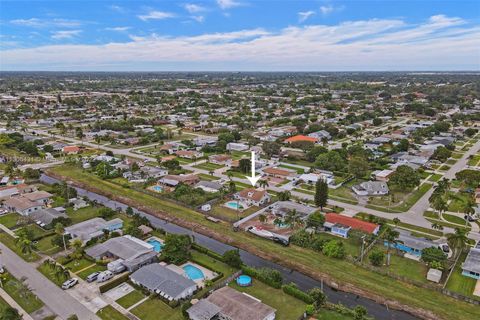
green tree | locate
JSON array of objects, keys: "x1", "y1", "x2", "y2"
[
  {"x1": 421, "y1": 247, "x2": 447, "y2": 268},
  {"x1": 388, "y1": 165, "x2": 420, "y2": 191},
  {"x1": 308, "y1": 287, "x2": 326, "y2": 309},
  {"x1": 222, "y1": 249, "x2": 243, "y2": 268},
  {"x1": 368, "y1": 250, "x2": 385, "y2": 266},
  {"x1": 1, "y1": 307, "x2": 22, "y2": 320},
  {"x1": 163, "y1": 234, "x2": 192, "y2": 264},
  {"x1": 322, "y1": 240, "x2": 346, "y2": 259},
  {"x1": 382, "y1": 227, "x2": 399, "y2": 266},
  {"x1": 314, "y1": 179, "x2": 328, "y2": 210},
  {"x1": 353, "y1": 305, "x2": 368, "y2": 320},
  {"x1": 348, "y1": 157, "x2": 369, "y2": 178},
  {"x1": 306, "y1": 212, "x2": 325, "y2": 232},
  {"x1": 447, "y1": 228, "x2": 468, "y2": 259}
]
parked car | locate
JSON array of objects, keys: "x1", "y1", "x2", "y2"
[
  {"x1": 97, "y1": 271, "x2": 114, "y2": 283},
  {"x1": 61, "y1": 278, "x2": 78, "y2": 290},
  {"x1": 86, "y1": 271, "x2": 100, "y2": 283},
  {"x1": 0, "y1": 208, "x2": 8, "y2": 215}
]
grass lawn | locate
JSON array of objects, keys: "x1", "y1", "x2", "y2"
[
  {"x1": 282, "y1": 158, "x2": 314, "y2": 167},
  {"x1": 447, "y1": 192, "x2": 474, "y2": 213},
  {"x1": 445, "y1": 253, "x2": 478, "y2": 298},
  {"x1": 0, "y1": 296, "x2": 10, "y2": 314},
  {"x1": 316, "y1": 309, "x2": 352, "y2": 319},
  {"x1": 210, "y1": 203, "x2": 258, "y2": 221},
  {"x1": 0, "y1": 232, "x2": 41, "y2": 262},
  {"x1": 66, "y1": 206, "x2": 103, "y2": 224},
  {"x1": 366, "y1": 184, "x2": 432, "y2": 213},
  {"x1": 230, "y1": 150, "x2": 250, "y2": 159},
  {"x1": 96, "y1": 305, "x2": 130, "y2": 320},
  {"x1": 443, "y1": 213, "x2": 469, "y2": 226},
  {"x1": 48, "y1": 164, "x2": 480, "y2": 320},
  {"x1": 196, "y1": 173, "x2": 220, "y2": 181},
  {"x1": 37, "y1": 263, "x2": 70, "y2": 287},
  {"x1": 131, "y1": 298, "x2": 183, "y2": 320},
  {"x1": 116, "y1": 290, "x2": 146, "y2": 309},
  {"x1": 279, "y1": 164, "x2": 305, "y2": 174},
  {"x1": 35, "y1": 234, "x2": 62, "y2": 254},
  {"x1": 0, "y1": 213, "x2": 20, "y2": 229},
  {"x1": 355, "y1": 213, "x2": 443, "y2": 237},
  {"x1": 191, "y1": 250, "x2": 237, "y2": 280},
  {"x1": 76, "y1": 264, "x2": 107, "y2": 280},
  {"x1": 439, "y1": 165, "x2": 451, "y2": 171},
  {"x1": 428, "y1": 174, "x2": 443, "y2": 182},
  {"x1": 16, "y1": 224, "x2": 51, "y2": 240},
  {"x1": 386, "y1": 252, "x2": 429, "y2": 284},
  {"x1": 193, "y1": 162, "x2": 224, "y2": 171},
  {"x1": 329, "y1": 185, "x2": 358, "y2": 203},
  {"x1": 425, "y1": 218, "x2": 471, "y2": 232},
  {"x1": 64, "y1": 258, "x2": 95, "y2": 273},
  {"x1": 2, "y1": 271, "x2": 44, "y2": 313},
  {"x1": 226, "y1": 170, "x2": 249, "y2": 179},
  {"x1": 230, "y1": 281, "x2": 306, "y2": 320}
]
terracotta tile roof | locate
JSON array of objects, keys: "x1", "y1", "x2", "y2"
[
  {"x1": 326, "y1": 213, "x2": 379, "y2": 234},
  {"x1": 237, "y1": 188, "x2": 267, "y2": 202},
  {"x1": 284, "y1": 135, "x2": 318, "y2": 143},
  {"x1": 63, "y1": 146, "x2": 80, "y2": 153},
  {"x1": 263, "y1": 167, "x2": 294, "y2": 176}
]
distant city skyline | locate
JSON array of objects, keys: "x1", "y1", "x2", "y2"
[{"x1": 1, "y1": 0, "x2": 479, "y2": 71}]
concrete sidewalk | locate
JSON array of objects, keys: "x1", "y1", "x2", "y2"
[{"x1": 0, "y1": 287, "x2": 34, "y2": 320}]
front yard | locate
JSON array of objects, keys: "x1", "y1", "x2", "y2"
[{"x1": 1, "y1": 271, "x2": 44, "y2": 314}]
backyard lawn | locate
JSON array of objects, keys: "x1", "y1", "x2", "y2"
[
  {"x1": 230, "y1": 281, "x2": 306, "y2": 320},
  {"x1": 35, "y1": 234, "x2": 62, "y2": 254},
  {"x1": 210, "y1": 203, "x2": 258, "y2": 222},
  {"x1": 96, "y1": 305, "x2": 130, "y2": 320},
  {"x1": 63, "y1": 258, "x2": 95, "y2": 273},
  {"x1": 116, "y1": 290, "x2": 146, "y2": 309},
  {"x1": 0, "y1": 232, "x2": 40, "y2": 262},
  {"x1": 131, "y1": 297, "x2": 183, "y2": 320},
  {"x1": 37, "y1": 263, "x2": 70, "y2": 286},
  {"x1": 445, "y1": 253, "x2": 478, "y2": 299},
  {"x1": 66, "y1": 206, "x2": 103, "y2": 224}
]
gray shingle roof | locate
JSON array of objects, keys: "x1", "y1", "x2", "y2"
[
  {"x1": 187, "y1": 300, "x2": 221, "y2": 320},
  {"x1": 130, "y1": 264, "x2": 196, "y2": 299},
  {"x1": 462, "y1": 246, "x2": 480, "y2": 274}
]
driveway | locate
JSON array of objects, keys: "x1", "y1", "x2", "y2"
[{"x1": 0, "y1": 243, "x2": 99, "y2": 320}]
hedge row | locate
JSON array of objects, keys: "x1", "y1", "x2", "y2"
[
  {"x1": 99, "y1": 273, "x2": 130, "y2": 293},
  {"x1": 282, "y1": 283, "x2": 314, "y2": 304},
  {"x1": 241, "y1": 265, "x2": 282, "y2": 289},
  {"x1": 191, "y1": 243, "x2": 225, "y2": 261}
]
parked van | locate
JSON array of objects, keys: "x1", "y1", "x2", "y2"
[
  {"x1": 97, "y1": 271, "x2": 114, "y2": 283},
  {"x1": 86, "y1": 271, "x2": 100, "y2": 283}
]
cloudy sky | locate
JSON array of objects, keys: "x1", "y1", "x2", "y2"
[{"x1": 1, "y1": 0, "x2": 479, "y2": 71}]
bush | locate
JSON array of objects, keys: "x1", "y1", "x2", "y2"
[
  {"x1": 282, "y1": 283, "x2": 314, "y2": 304},
  {"x1": 222, "y1": 249, "x2": 242, "y2": 268},
  {"x1": 241, "y1": 266, "x2": 282, "y2": 288},
  {"x1": 368, "y1": 250, "x2": 384, "y2": 267},
  {"x1": 322, "y1": 240, "x2": 346, "y2": 259}
]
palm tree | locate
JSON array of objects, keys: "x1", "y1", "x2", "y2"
[
  {"x1": 16, "y1": 236, "x2": 34, "y2": 256},
  {"x1": 258, "y1": 214, "x2": 267, "y2": 224},
  {"x1": 285, "y1": 209, "x2": 301, "y2": 229},
  {"x1": 258, "y1": 179, "x2": 269, "y2": 189},
  {"x1": 392, "y1": 217, "x2": 400, "y2": 227},
  {"x1": 447, "y1": 228, "x2": 468, "y2": 259},
  {"x1": 431, "y1": 223, "x2": 444, "y2": 231},
  {"x1": 382, "y1": 227, "x2": 399, "y2": 266}
]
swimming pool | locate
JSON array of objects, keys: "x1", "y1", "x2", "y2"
[
  {"x1": 152, "y1": 185, "x2": 163, "y2": 192},
  {"x1": 236, "y1": 275, "x2": 252, "y2": 286},
  {"x1": 147, "y1": 239, "x2": 164, "y2": 253},
  {"x1": 225, "y1": 201, "x2": 244, "y2": 210},
  {"x1": 183, "y1": 264, "x2": 205, "y2": 280}
]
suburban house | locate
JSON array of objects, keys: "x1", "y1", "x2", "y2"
[
  {"x1": 85, "y1": 235, "x2": 158, "y2": 272},
  {"x1": 22, "y1": 191, "x2": 53, "y2": 206},
  {"x1": 62, "y1": 145, "x2": 80, "y2": 154},
  {"x1": 263, "y1": 167, "x2": 296, "y2": 179},
  {"x1": 29, "y1": 208, "x2": 68, "y2": 226},
  {"x1": 69, "y1": 198, "x2": 89, "y2": 211},
  {"x1": 352, "y1": 181, "x2": 389, "y2": 196},
  {"x1": 324, "y1": 213, "x2": 380, "y2": 238},
  {"x1": 462, "y1": 242, "x2": 480, "y2": 280},
  {"x1": 298, "y1": 172, "x2": 335, "y2": 185},
  {"x1": 195, "y1": 181, "x2": 223, "y2": 193},
  {"x1": 271, "y1": 201, "x2": 316, "y2": 221},
  {"x1": 175, "y1": 150, "x2": 203, "y2": 159},
  {"x1": 372, "y1": 169, "x2": 395, "y2": 182},
  {"x1": 284, "y1": 135, "x2": 318, "y2": 144},
  {"x1": 64, "y1": 217, "x2": 123, "y2": 243},
  {"x1": 226, "y1": 142, "x2": 249, "y2": 151},
  {"x1": 130, "y1": 263, "x2": 197, "y2": 301},
  {"x1": 384, "y1": 229, "x2": 442, "y2": 257},
  {"x1": 187, "y1": 286, "x2": 276, "y2": 320},
  {"x1": 0, "y1": 184, "x2": 37, "y2": 200},
  {"x1": 159, "y1": 174, "x2": 200, "y2": 187},
  {"x1": 234, "y1": 188, "x2": 271, "y2": 207},
  {"x1": 208, "y1": 154, "x2": 232, "y2": 166},
  {"x1": 3, "y1": 197, "x2": 44, "y2": 216},
  {"x1": 307, "y1": 130, "x2": 331, "y2": 141}
]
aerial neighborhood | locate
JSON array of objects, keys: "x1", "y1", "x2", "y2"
[{"x1": 0, "y1": 72, "x2": 479, "y2": 320}]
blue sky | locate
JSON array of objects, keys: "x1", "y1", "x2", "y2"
[{"x1": 1, "y1": 1, "x2": 479, "y2": 70}]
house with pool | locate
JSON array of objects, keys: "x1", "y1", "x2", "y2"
[
  {"x1": 85, "y1": 235, "x2": 158, "y2": 272},
  {"x1": 130, "y1": 263, "x2": 197, "y2": 301},
  {"x1": 233, "y1": 188, "x2": 271, "y2": 207},
  {"x1": 383, "y1": 229, "x2": 449, "y2": 258}
]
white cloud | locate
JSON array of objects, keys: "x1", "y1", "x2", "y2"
[
  {"x1": 105, "y1": 26, "x2": 131, "y2": 32},
  {"x1": 191, "y1": 16, "x2": 205, "y2": 23},
  {"x1": 184, "y1": 3, "x2": 207, "y2": 13},
  {"x1": 138, "y1": 11, "x2": 175, "y2": 21},
  {"x1": 51, "y1": 30, "x2": 82, "y2": 40},
  {"x1": 298, "y1": 11, "x2": 315, "y2": 23},
  {"x1": 2, "y1": 16, "x2": 479, "y2": 71},
  {"x1": 110, "y1": 5, "x2": 126, "y2": 13},
  {"x1": 10, "y1": 18, "x2": 82, "y2": 28},
  {"x1": 217, "y1": 0, "x2": 242, "y2": 10},
  {"x1": 319, "y1": 5, "x2": 344, "y2": 16}
]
